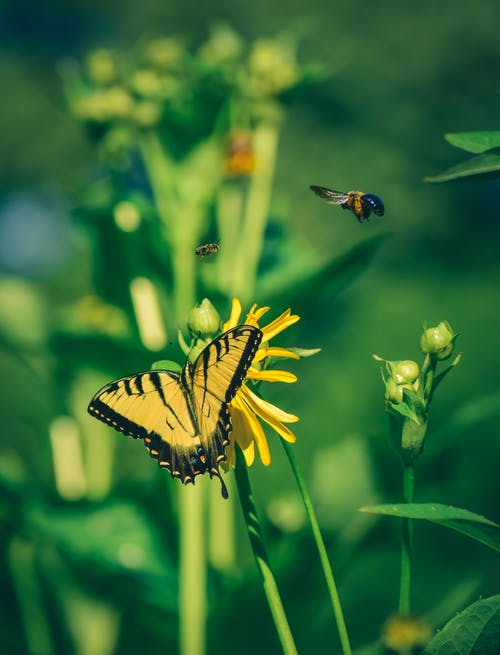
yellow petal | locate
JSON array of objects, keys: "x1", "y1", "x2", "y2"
[
  {"x1": 247, "y1": 369, "x2": 298, "y2": 383},
  {"x1": 230, "y1": 404, "x2": 255, "y2": 466},
  {"x1": 246, "y1": 304, "x2": 270, "y2": 325},
  {"x1": 222, "y1": 297, "x2": 242, "y2": 331},
  {"x1": 253, "y1": 347, "x2": 300, "y2": 363},
  {"x1": 231, "y1": 394, "x2": 270, "y2": 465},
  {"x1": 240, "y1": 385, "x2": 299, "y2": 423},
  {"x1": 240, "y1": 387, "x2": 297, "y2": 443},
  {"x1": 261, "y1": 310, "x2": 300, "y2": 342}
]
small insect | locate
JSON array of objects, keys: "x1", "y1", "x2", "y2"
[
  {"x1": 310, "y1": 185, "x2": 385, "y2": 223},
  {"x1": 195, "y1": 241, "x2": 220, "y2": 259}
]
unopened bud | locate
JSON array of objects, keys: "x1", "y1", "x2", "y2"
[
  {"x1": 420, "y1": 321, "x2": 456, "y2": 360},
  {"x1": 389, "y1": 360, "x2": 419, "y2": 385},
  {"x1": 186, "y1": 299, "x2": 221, "y2": 339}
]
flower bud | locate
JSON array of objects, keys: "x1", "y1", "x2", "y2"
[
  {"x1": 420, "y1": 321, "x2": 456, "y2": 360},
  {"x1": 86, "y1": 49, "x2": 118, "y2": 86},
  {"x1": 388, "y1": 360, "x2": 419, "y2": 385},
  {"x1": 113, "y1": 201, "x2": 141, "y2": 232},
  {"x1": 186, "y1": 299, "x2": 221, "y2": 339}
]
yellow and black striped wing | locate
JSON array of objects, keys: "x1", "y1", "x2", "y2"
[
  {"x1": 184, "y1": 325, "x2": 263, "y2": 494},
  {"x1": 88, "y1": 371, "x2": 206, "y2": 487}
]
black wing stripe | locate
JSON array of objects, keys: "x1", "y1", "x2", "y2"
[
  {"x1": 224, "y1": 327, "x2": 262, "y2": 402},
  {"x1": 88, "y1": 399, "x2": 148, "y2": 440}
]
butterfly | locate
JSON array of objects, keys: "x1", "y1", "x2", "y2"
[
  {"x1": 310, "y1": 185, "x2": 384, "y2": 222},
  {"x1": 88, "y1": 325, "x2": 262, "y2": 498}
]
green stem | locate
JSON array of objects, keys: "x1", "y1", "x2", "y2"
[
  {"x1": 282, "y1": 441, "x2": 352, "y2": 655},
  {"x1": 231, "y1": 119, "x2": 280, "y2": 301},
  {"x1": 179, "y1": 485, "x2": 206, "y2": 655},
  {"x1": 399, "y1": 462, "x2": 415, "y2": 614},
  {"x1": 234, "y1": 446, "x2": 298, "y2": 655}
]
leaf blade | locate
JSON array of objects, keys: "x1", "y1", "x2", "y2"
[
  {"x1": 424, "y1": 149, "x2": 500, "y2": 182},
  {"x1": 423, "y1": 595, "x2": 500, "y2": 655},
  {"x1": 445, "y1": 131, "x2": 500, "y2": 154},
  {"x1": 359, "y1": 503, "x2": 500, "y2": 552}
]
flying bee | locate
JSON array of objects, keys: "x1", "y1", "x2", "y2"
[
  {"x1": 310, "y1": 185, "x2": 384, "y2": 222},
  {"x1": 195, "y1": 241, "x2": 220, "y2": 259}
]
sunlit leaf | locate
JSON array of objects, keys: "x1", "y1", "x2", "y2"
[
  {"x1": 424, "y1": 149, "x2": 500, "y2": 182},
  {"x1": 445, "y1": 131, "x2": 500, "y2": 154},
  {"x1": 359, "y1": 503, "x2": 500, "y2": 551},
  {"x1": 424, "y1": 595, "x2": 500, "y2": 655}
]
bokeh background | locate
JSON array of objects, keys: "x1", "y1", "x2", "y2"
[{"x1": 1, "y1": 1, "x2": 499, "y2": 654}]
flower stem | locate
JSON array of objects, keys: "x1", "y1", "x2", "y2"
[
  {"x1": 399, "y1": 462, "x2": 415, "y2": 614},
  {"x1": 234, "y1": 446, "x2": 298, "y2": 655},
  {"x1": 179, "y1": 485, "x2": 206, "y2": 655},
  {"x1": 281, "y1": 441, "x2": 352, "y2": 655}
]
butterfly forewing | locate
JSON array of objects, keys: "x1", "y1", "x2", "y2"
[{"x1": 185, "y1": 325, "x2": 263, "y2": 492}]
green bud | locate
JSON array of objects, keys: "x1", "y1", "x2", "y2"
[
  {"x1": 420, "y1": 321, "x2": 456, "y2": 360},
  {"x1": 388, "y1": 360, "x2": 419, "y2": 385},
  {"x1": 86, "y1": 49, "x2": 118, "y2": 86},
  {"x1": 113, "y1": 201, "x2": 141, "y2": 232},
  {"x1": 385, "y1": 378, "x2": 404, "y2": 404},
  {"x1": 133, "y1": 101, "x2": 162, "y2": 128},
  {"x1": 144, "y1": 38, "x2": 184, "y2": 69},
  {"x1": 186, "y1": 299, "x2": 221, "y2": 340},
  {"x1": 129, "y1": 69, "x2": 163, "y2": 97}
]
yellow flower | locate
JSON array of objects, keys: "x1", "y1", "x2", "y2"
[{"x1": 223, "y1": 298, "x2": 300, "y2": 467}]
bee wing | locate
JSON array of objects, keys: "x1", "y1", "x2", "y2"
[{"x1": 310, "y1": 185, "x2": 349, "y2": 205}]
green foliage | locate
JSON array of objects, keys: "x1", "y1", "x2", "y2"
[
  {"x1": 359, "y1": 504, "x2": 500, "y2": 552},
  {"x1": 425, "y1": 130, "x2": 500, "y2": 182},
  {"x1": 423, "y1": 595, "x2": 500, "y2": 655}
]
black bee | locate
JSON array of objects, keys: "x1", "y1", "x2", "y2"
[
  {"x1": 195, "y1": 241, "x2": 220, "y2": 259},
  {"x1": 310, "y1": 185, "x2": 384, "y2": 222}
]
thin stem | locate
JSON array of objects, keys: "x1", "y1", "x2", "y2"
[
  {"x1": 231, "y1": 119, "x2": 280, "y2": 301},
  {"x1": 234, "y1": 446, "x2": 298, "y2": 655},
  {"x1": 282, "y1": 441, "x2": 352, "y2": 655},
  {"x1": 399, "y1": 462, "x2": 415, "y2": 614},
  {"x1": 179, "y1": 485, "x2": 206, "y2": 655}
]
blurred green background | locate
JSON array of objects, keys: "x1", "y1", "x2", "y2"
[{"x1": 1, "y1": 1, "x2": 499, "y2": 654}]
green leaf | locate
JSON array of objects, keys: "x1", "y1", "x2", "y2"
[
  {"x1": 424, "y1": 149, "x2": 500, "y2": 182},
  {"x1": 424, "y1": 595, "x2": 500, "y2": 655},
  {"x1": 445, "y1": 131, "x2": 500, "y2": 154},
  {"x1": 151, "y1": 359, "x2": 182, "y2": 372},
  {"x1": 359, "y1": 503, "x2": 500, "y2": 552},
  {"x1": 263, "y1": 233, "x2": 387, "y2": 306}
]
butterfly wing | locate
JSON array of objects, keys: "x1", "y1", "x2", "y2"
[
  {"x1": 310, "y1": 185, "x2": 349, "y2": 205},
  {"x1": 88, "y1": 371, "x2": 206, "y2": 486},
  {"x1": 182, "y1": 325, "x2": 263, "y2": 496}
]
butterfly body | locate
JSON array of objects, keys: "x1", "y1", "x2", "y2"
[
  {"x1": 88, "y1": 325, "x2": 262, "y2": 498},
  {"x1": 310, "y1": 185, "x2": 384, "y2": 222}
]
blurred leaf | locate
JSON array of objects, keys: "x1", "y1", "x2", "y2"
[
  {"x1": 445, "y1": 131, "x2": 500, "y2": 154},
  {"x1": 262, "y1": 233, "x2": 386, "y2": 305},
  {"x1": 424, "y1": 148, "x2": 500, "y2": 182},
  {"x1": 51, "y1": 332, "x2": 153, "y2": 376},
  {"x1": 28, "y1": 501, "x2": 172, "y2": 578},
  {"x1": 424, "y1": 595, "x2": 500, "y2": 655},
  {"x1": 430, "y1": 391, "x2": 500, "y2": 452},
  {"x1": 359, "y1": 503, "x2": 500, "y2": 551}
]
